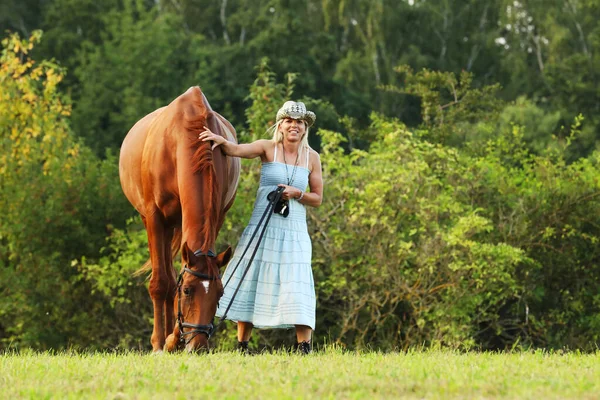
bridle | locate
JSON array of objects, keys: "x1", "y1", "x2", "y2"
[{"x1": 176, "y1": 249, "x2": 221, "y2": 346}]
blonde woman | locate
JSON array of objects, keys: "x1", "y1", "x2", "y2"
[{"x1": 198, "y1": 101, "x2": 323, "y2": 354}]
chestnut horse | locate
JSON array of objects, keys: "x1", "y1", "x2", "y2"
[{"x1": 119, "y1": 87, "x2": 240, "y2": 352}]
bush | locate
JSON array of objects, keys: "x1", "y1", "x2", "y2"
[{"x1": 0, "y1": 31, "x2": 131, "y2": 349}]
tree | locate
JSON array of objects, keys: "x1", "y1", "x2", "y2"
[
  {"x1": 497, "y1": 0, "x2": 600, "y2": 157},
  {"x1": 34, "y1": 0, "x2": 120, "y2": 91},
  {"x1": 0, "y1": 0, "x2": 47, "y2": 37},
  {"x1": 0, "y1": 31, "x2": 131, "y2": 349},
  {"x1": 72, "y1": 0, "x2": 194, "y2": 155}
]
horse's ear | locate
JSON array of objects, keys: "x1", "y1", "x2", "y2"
[
  {"x1": 216, "y1": 246, "x2": 233, "y2": 267},
  {"x1": 181, "y1": 242, "x2": 196, "y2": 265}
]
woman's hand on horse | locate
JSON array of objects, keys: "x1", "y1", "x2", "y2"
[
  {"x1": 199, "y1": 126, "x2": 226, "y2": 150},
  {"x1": 277, "y1": 184, "x2": 301, "y2": 200}
]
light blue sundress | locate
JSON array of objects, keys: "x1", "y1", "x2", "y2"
[{"x1": 216, "y1": 145, "x2": 316, "y2": 329}]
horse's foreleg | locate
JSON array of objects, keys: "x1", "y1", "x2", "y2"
[
  {"x1": 164, "y1": 325, "x2": 180, "y2": 352},
  {"x1": 146, "y1": 211, "x2": 168, "y2": 352},
  {"x1": 163, "y1": 227, "x2": 177, "y2": 338}
]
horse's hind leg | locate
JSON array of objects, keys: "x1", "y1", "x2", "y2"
[
  {"x1": 163, "y1": 227, "x2": 177, "y2": 338},
  {"x1": 146, "y1": 211, "x2": 169, "y2": 352}
]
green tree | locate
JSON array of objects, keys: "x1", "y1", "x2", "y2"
[
  {"x1": 72, "y1": 0, "x2": 195, "y2": 155},
  {"x1": 0, "y1": 31, "x2": 131, "y2": 349},
  {"x1": 383, "y1": 65, "x2": 505, "y2": 147},
  {"x1": 35, "y1": 0, "x2": 120, "y2": 91},
  {"x1": 0, "y1": 0, "x2": 46, "y2": 37},
  {"x1": 498, "y1": 0, "x2": 600, "y2": 157}
]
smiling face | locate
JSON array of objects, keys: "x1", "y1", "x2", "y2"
[
  {"x1": 279, "y1": 117, "x2": 307, "y2": 143},
  {"x1": 173, "y1": 244, "x2": 232, "y2": 352}
]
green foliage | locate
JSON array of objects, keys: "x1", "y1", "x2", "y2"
[
  {"x1": 72, "y1": 0, "x2": 194, "y2": 155},
  {"x1": 498, "y1": 96, "x2": 562, "y2": 155},
  {"x1": 497, "y1": 0, "x2": 600, "y2": 156},
  {"x1": 244, "y1": 58, "x2": 297, "y2": 141},
  {"x1": 313, "y1": 115, "x2": 526, "y2": 349},
  {"x1": 3, "y1": 8, "x2": 600, "y2": 350},
  {"x1": 75, "y1": 218, "x2": 152, "y2": 348},
  {"x1": 311, "y1": 108, "x2": 600, "y2": 349},
  {"x1": 34, "y1": 0, "x2": 120, "y2": 90},
  {"x1": 383, "y1": 65, "x2": 505, "y2": 146},
  {"x1": 78, "y1": 218, "x2": 148, "y2": 307},
  {"x1": 0, "y1": 32, "x2": 132, "y2": 349},
  {"x1": 5, "y1": 0, "x2": 600, "y2": 158},
  {"x1": 0, "y1": 0, "x2": 46, "y2": 37}
]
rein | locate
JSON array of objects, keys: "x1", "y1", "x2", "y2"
[
  {"x1": 176, "y1": 187, "x2": 284, "y2": 347},
  {"x1": 212, "y1": 186, "x2": 285, "y2": 336}
]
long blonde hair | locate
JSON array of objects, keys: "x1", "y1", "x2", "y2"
[{"x1": 268, "y1": 120, "x2": 310, "y2": 150}]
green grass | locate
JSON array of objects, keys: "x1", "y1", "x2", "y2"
[{"x1": 1, "y1": 349, "x2": 599, "y2": 399}]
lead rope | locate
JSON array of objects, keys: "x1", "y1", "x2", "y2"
[
  {"x1": 222, "y1": 186, "x2": 282, "y2": 290},
  {"x1": 210, "y1": 186, "x2": 285, "y2": 337}
]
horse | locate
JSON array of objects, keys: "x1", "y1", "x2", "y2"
[{"x1": 119, "y1": 87, "x2": 240, "y2": 352}]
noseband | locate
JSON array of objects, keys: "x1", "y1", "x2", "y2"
[{"x1": 176, "y1": 249, "x2": 220, "y2": 346}]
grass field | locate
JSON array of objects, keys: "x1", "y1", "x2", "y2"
[{"x1": 1, "y1": 348, "x2": 599, "y2": 399}]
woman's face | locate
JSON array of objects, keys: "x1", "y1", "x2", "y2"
[{"x1": 280, "y1": 118, "x2": 306, "y2": 143}]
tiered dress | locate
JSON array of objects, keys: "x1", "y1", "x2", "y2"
[{"x1": 215, "y1": 145, "x2": 315, "y2": 329}]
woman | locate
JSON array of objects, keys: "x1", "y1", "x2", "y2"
[{"x1": 198, "y1": 101, "x2": 323, "y2": 354}]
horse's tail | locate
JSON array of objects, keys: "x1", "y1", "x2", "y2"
[{"x1": 133, "y1": 227, "x2": 182, "y2": 277}]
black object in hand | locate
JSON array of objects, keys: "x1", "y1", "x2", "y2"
[{"x1": 267, "y1": 188, "x2": 289, "y2": 218}]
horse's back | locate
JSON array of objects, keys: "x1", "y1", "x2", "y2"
[{"x1": 119, "y1": 87, "x2": 240, "y2": 219}]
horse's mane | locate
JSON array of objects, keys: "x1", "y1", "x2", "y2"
[
  {"x1": 178, "y1": 89, "x2": 221, "y2": 254},
  {"x1": 189, "y1": 140, "x2": 220, "y2": 254},
  {"x1": 133, "y1": 89, "x2": 222, "y2": 277}
]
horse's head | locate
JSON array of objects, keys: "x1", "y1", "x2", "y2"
[{"x1": 167, "y1": 242, "x2": 232, "y2": 352}]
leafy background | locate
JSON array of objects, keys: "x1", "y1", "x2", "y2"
[{"x1": 1, "y1": 0, "x2": 600, "y2": 351}]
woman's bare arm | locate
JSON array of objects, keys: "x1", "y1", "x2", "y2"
[{"x1": 198, "y1": 126, "x2": 270, "y2": 159}]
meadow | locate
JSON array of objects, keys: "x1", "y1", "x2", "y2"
[{"x1": 1, "y1": 349, "x2": 599, "y2": 399}]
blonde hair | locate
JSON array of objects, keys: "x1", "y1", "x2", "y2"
[{"x1": 268, "y1": 120, "x2": 310, "y2": 150}]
